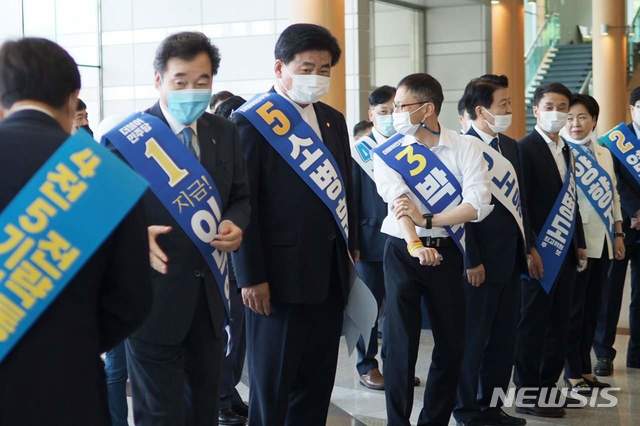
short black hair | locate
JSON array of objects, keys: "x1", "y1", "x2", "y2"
[
  {"x1": 368, "y1": 85, "x2": 396, "y2": 107},
  {"x1": 630, "y1": 86, "x2": 640, "y2": 106},
  {"x1": 532, "y1": 82, "x2": 571, "y2": 107},
  {"x1": 397, "y1": 73, "x2": 444, "y2": 115},
  {"x1": 76, "y1": 98, "x2": 87, "y2": 111},
  {"x1": 463, "y1": 75, "x2": 510, "y2": 120},
  {"x1": 457, "y1": 95, "x2": 466, "y2": 116},
  {"x1": 275, "y1": 23, "x2": 341, "y2": 66},
  {"x1": 215, "y1": 95, "x2": 246, "y2": 119},
  {"x1": 570, "y1": 93, "x2": 600, "y2": 121},
  {"x1": 0, "y1": 37, "x2": 80, "y2": 109},
  {"x1": 210, "y1": 90, "x2": 234, "y2": 109},
  {"x1": 353, "y1": 120, "x2": 373, "y2": 138},
  {"x1": 154, "y1": 32, "x2": 220, "y2": 75}
]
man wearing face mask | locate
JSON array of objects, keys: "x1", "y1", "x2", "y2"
[
  {"x1": 103, "y1": 32, "x2": 251, "y2": 426},
  {"x1": 350, "y1": 85, "x2": 396, "y2": 390},
  {"x1": 373, "y1": 73, "x2": 492, "y2": 426},
  {"x1": 560, "y1": 94, "x2": 623, "y2": 394},
  {"x1": 453, "y1": 75, "x2": 528, "y2": 426},
  {"x1": 514, "y1": 82, "x2": 587, "y2": 418},
  {"x1": 73, "y1": 98, "x2": 93, "y2": 136},
  {"x1": 231, "y1": 24, "x2": 357, "y2": 426},
  {"x1": 593, "y1": 86, "x2": 640, "y2": 376}
]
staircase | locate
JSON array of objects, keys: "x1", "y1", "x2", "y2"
[{"x1": 525, "y1": 43, "x2": 593, "y2": 132}]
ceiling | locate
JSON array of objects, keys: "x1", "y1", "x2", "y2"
[{"x1": 382, "y1": 0, "x2": 488, "y2": 9}]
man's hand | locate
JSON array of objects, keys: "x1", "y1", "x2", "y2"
[
  {"x1": 242, "y1": 282, "x2": 271, "y2": 316},
  {"x1": 528, "y1": 247, "x2": 544, "y2": 280},
  {"x1": 466, "y1": 264, "x2": 486, "y2": 287},
  {"x1": 148, "y1": 225, "x2": 172, "y2": 274},
  {"x1": 615, "y1": 236, "x2": 626, "y2": 261},
  {"x1": 212, "y1": 220, "x2": 243, "y2": 252},
  {"x1": 393, "y1": 197, "x2": 424, "y2": 227},
  {"x1": 410, "y1": 247, "x2": 442, "y2": 266}
]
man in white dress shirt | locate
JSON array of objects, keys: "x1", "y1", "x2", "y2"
[{"x1": 373, "y1": 72, "x2": 492, "y2": 426}]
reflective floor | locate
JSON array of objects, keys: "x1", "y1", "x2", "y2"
[{"x1": 126, "y1": 332, "x2": 639, "y2": 425}]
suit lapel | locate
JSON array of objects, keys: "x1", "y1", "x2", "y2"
[
  {"x1": 197, "y1": 116, "x2": 216, "y2": 167},
  {"x1": 533, "y1": 130, "x2": 563, "y2": 186},
  {"x1": 313, "y1": 103, "x2": 340, "y2": 160}
]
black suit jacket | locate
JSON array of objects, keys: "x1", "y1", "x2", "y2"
[
  {"x1": 518, "y1": 129, "x2": 586, "y2": 260},
  {"x1": 611, "y1": 123, "x2": 640, "y2": 245},
  {"x1": 232, "y1": 92, "x2": 357, "y2": 304},
  {"x1": 105, "y1": 103, "x2": 250, "y2": 344},
  {"x1": 464, "y1": 127, "x2": 528, "y2": 281},
  {"x1": 0, "y1": 110, "x2": 151, "y2": 426},
  {"x1": 352, "y1": 132, "x2": 388, "y2": 262}
]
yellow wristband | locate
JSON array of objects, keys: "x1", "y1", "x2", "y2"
[{"x1": 407, "y1": 241, "x2": 424, "y2": 255}]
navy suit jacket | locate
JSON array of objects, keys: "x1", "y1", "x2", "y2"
[
  {"x1": 518, "y1": 129, "x2": 586, "y2": 261},
  {"x1": 231, "y1": 91, "x2": 358, "y2": 305},
  {"x1": 611, "y1": 123, "x2": 640, "y2": 245},
  {"x1": 352, "y1": 132, "x2": 388, "y2": 262},
  {"x1": 0, "y1": 110, "x2": 151, "y2": 425},
  {"x1": 464, "y1": 127, "x2": 528, "y2": 282},
  {"x1": 104, "y1": 102, "x2": 251, "y2": 343}
]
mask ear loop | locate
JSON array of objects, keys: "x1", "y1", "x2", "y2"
[{"x1": 417, "y1": 103, "x2": 441, "y2": 135}]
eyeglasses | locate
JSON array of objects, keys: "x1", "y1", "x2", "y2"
[{"x1": 393, "y1": 100, "x2": 430, "y2": 111}]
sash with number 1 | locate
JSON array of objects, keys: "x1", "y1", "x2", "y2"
[
  {"x1": 374, "y1": 133, "x2": 466, "y2": 255},
  {"x1": 106, "y1": 113, "x2": 231, "y2": 318},
  {"x1": 235, "y1": 92, "x2": 378, "y2": 354}
]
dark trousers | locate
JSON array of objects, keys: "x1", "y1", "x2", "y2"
[
  {"x1": 105, "y1": 342, "x2": 128, "y2": 426},
  {"x1": 219, "y1": 281, "x2": 246, "y2": 410},
  {"x1": 453, "y1": 271, "x2": 520, "y2": 422},
  {"x1": 514, "y1": 253, "x2": 577, "y2": 389},
  {"x1": 355, "y1": 260, "x2": 386, "y2": 375},
  {"x1": 594, "y1": 244, "x2": 640, "y2": 366},
  {"x1": 383, "y1": 237, "x2": 465, "y2": 426},
  {"x1": 565, "y1": 246, "x2": 610, "y2": 378},
  {"x1": 126, "y1": 283, "x2": 224, "y2": 426},
  {"x1": 245, "y1": 266, "x2": 344, "y2": 426}
]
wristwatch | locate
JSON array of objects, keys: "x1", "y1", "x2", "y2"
[
  {"x1": 423, "y1": 213, "x2": 433, "y2": 229},
  {"x1": 615, "y1": 232, "x2": 626, "y2": 238}
]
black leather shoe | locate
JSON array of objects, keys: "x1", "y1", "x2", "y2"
[
  {"x1": 582, "y1": 376, "x2": 610, "y2": 389},
  {"x1": 564, "y1": 378, "x2": 593, "y2": 395},
  {"x1": 231, "y1": 400, "x2": 249, "y2": 418},
  {"x1": 515, "y1": 404, "x2": 565, "y2": 418},
  {"x1": 594, "y1": 358, "x2": 613, "y2": 376},
  {"x1": 218, "y1": 408, "x2": 247, "y2": 425},
  {"x1": 482, "y1": 408, "x2": 527, "y2": 425}
]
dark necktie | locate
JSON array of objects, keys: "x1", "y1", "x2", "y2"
[{"x1": 490, "y1": 137, "x2": 499, "y2": 151}]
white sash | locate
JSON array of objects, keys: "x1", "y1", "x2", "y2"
[{"x1": 350, "y1": 135, "x2": 377, "y2": 181}]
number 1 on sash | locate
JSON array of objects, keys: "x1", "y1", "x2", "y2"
[{"x1": 145, "y1": 137, "x2": 189, "y2": 187}]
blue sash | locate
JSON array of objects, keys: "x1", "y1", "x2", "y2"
[
  {"x1": 235, "y1": 93, "x2": 349, "y2": 242},
  {"x1": 534, "y1": 167, "x2": 578, "y2": 293},
  {"x1": 106, "y1": 113, "x2": 230, "y2": 317},
  {"x1": 567, "y1": 141, "x2": 615, "y2": 244},
  {"x1": 599, "y1": 123, "x2": 640, "y2": 187},
  {"x1": 0, "y1": 130, "x2": 147, "y2": 362},
  {"x1": 374, "y1": 134, "x2": 465, "y2": 254}
]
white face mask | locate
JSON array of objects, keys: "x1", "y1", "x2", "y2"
[
  {"x1": 282, "y1": 66, "x2": 330, "y2": 104},
  {"x1": 392, "y1": 103, "x2": 426, "y2": 136},
  {"x1": 482, "y1": 108, "x2": 512, "y2": 134},
  {"x1": 538, "y1": 110, "x2": 568, "y2": 134},
  {"x1": 632, "y1": 106, "x2": 640, "y2": 128},
  {"x1": 560, "y1": 127, "x2": 595, "y2": 146}
]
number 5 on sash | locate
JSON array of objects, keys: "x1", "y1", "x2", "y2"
[
  {"x1": 144, "y1": 137, "x2": 189, "y2": 187},
  {"x1": 256, "y1": 101, "x2": 291, "y2": 136}
]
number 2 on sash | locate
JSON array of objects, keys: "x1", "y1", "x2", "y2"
[
  {"x1": 609, "y1": 130, "x2": 633, "y2": 154},
  {"x1": 145, "y1": 137, "x2": 189, "y2": 187}
]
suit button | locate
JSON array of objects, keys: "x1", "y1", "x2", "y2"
[
  {"x1": 328, "y1": 234, "x2": 336, "y2": 241},
  {"x1": 194, "y1": 270, "x2": 203, "y2": 278}
]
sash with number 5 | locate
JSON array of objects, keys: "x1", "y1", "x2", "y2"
[
  {"x1": 235, "y1": 92, "x2": 378, "y2": 355},
  {"x1": 106, "y1": 113, "x2": 231, "y2": 318},
  {"x1": 374, "y1": 133, "x2": 466, "y2": 255},
  {"x1": 600, "y1": 123, "x2": 640, "y2": 188}
]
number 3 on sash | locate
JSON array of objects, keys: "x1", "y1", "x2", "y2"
[
  {"x1": 145, "y1": 137, "x2": 189, "y2": 187},
  {"x1": 256, "y1": 101, "x2": 291, "y2": 136},
  {"x1": 609, "y1": 129, "x2": 633, "y2": 154},
  {"x1": 395, "y1": 145, "x2": 427, "y2": 177}
]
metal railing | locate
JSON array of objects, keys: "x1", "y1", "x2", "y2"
[
  {"x1": 579, "y1": 70, "x2": 592, "y2": 95},
  {"x1": 525, "y1": 13, "x2": 560, "y2": 92}
]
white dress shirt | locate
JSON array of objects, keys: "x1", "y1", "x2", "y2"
[
  {"x1": 576, "y1": 140, "x2": 623, "y2": 259},
  {"x1": 373, "y1": 128, "x2": 492, "y2": 239},
  {"x1": 274, "y1": 83, "x2": 323, "y2": 141},
  {"x1": 535, "y1": 125, "x2": 567, "y2": 180},
  {"x1": 471, "y1": 122, "x2": 498, "y2": 147},
  {"x1": 160, "y1": 101, "x2": 200, "y2": 159},
  {"x1": 633, "y1": 121, "x2": 640, "y2": 138}
]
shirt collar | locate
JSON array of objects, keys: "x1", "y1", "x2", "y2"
[
  {"x1": 535, "y1": 125, "x2": 564, "y2": 150},
  {"x1": 400, "y1": 126, "x2": 452, "y2": 149},
  {"x1": 471, "y1": 122, "x2": 497, "y2": 145},
  {"x1": 159, "y1": 101, "x2": 198, "y2": 136},
  {"x1": 10, "y1": 103, "x2": 56, "y2": 119},
  {"x1": 371, "y1": 126, "x2": 388, "y2": 144},
  {"x1": 633, "y1": 121, "x2": 640, "y2": 138}
]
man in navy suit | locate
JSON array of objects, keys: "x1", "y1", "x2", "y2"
[
  {"x1": 351, "y1": 85, "x2": 395, "y2": 390},
  {"x1": 232, "y1": 24, "x2": 358, "y2": 426},
  {"x1": 514, "y1": 82, "x2": 587, "y2": 419},
  {"x1": 105, "y1": 32, "x2": 251, "y2": 426},
  {"x1": 453, "y1": 75, "x2": 527, "y2": 426},
  {"x1": 594, "y1": 86, "x2": 640, "y2": 375}
]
